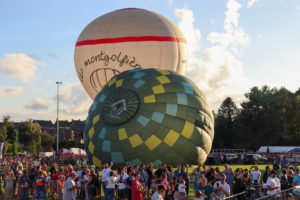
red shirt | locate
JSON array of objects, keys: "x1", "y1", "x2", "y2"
[
  {"x1": 51, "y1": 173, "x2": 58, "y2": 181},
  {"x1": 56, "y1": 179, "x2": 63, "y2": 190},
  {"x1": 132, "y1": 180, "x2": 143, "y2": 200}
]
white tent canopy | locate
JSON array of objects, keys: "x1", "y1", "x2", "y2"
[{"x1": 258, "y1": 146, "x2": 300, "y2": 153}]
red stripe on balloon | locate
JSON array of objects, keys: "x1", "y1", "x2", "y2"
[{"x1": 75, "y1": 36, "x2": 187, "y2": 47}]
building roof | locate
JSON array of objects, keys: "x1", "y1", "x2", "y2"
[
  {"x1": 33, "y1": 120, "x2": 54, "y2": 128},
  {"x1": 71, "y1": 119, "x2": 85, "y2": 132},
  {"x1": 54, "y1": 120, "x2": 71, "y2": 128}
]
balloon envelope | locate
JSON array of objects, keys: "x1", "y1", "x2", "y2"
[
  {"x1": 84, "y1": 68, "x2": 214, "y2": 167},
  {"x1": 74, "y1": 8, "x2": 187, "y2": 100}
]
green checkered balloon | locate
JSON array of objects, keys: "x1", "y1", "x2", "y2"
[{"x1": 84, "y1": 68, "x2": 214, "y2": 167}]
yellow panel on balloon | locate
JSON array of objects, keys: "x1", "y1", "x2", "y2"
[
  {"x1": 144, "y1": 95, "x2": 155, "y2": 103},
  {"x1": 129, "y1": 134, "x2": 143, "y2": 148},
  {"x1": 163, "y1": 130, "x2": 179, "y2": 147},
  {"x1": 118, "y1": 128, "x2": 128, "y2": 141},
  {"x1": 145, "y1": 135, "x2": 161, "y2": 151},
  {"x1": 88, "y1": 127, "x2": 95, "y2": 138},
  {"x1": 152, "y1": 85, "x2": 165, "y2": 94},
  {"x1": 181, "y1": 121, "x2": 194, "y2": 139}
]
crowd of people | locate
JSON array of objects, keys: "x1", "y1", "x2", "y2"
[{"x1": 1, "y1": 155, "x2": 300, "y2": 200}]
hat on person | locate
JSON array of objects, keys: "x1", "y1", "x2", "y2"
[
  {"x1": 91, "y1": 165, "x2": 95, "y2": 168},
  {"x1": 290, "y1": 189, "x2": 300, "y2": 199},
  {"x1": 71, "y1": 171, "x2": 77, "y2": 176}
]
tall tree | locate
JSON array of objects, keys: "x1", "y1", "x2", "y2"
[{"x1": 214, "y1": 97, "x2": 240, "y2": 148}]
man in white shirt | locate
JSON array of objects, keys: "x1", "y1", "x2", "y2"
[
  {"x1": 101, "y1": 162, "x2": 113, "y2": 196},
  {"x1": 212, "y1": 174, "x2": 230, "y2": 200},
  {"x1": 117, "y1": 167, "x2": 129, "y2": 200},
  {"x1": 63, "y1": 171, "x2": 78, "y2": 200},
  {"x1": 250, "y1": 166, "x2": 261, "y2": 184},
  {"x1": 266, "y1": 170, "x2": 280, "y2": 195},
  {"x1": 151, "y1": 185, "x2": 165, "y2": 200}
]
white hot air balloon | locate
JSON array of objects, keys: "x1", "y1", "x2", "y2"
[{"x1": 74, "y1": 8, "x2": 188, "y2": 100}]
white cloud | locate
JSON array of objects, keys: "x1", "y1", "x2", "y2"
[
  {"x1": 25, "y1": 97, "x2": 51, "y2": 111},
  {"x1": 0, "y1": 86, "x2": 23, "y2": 98},
  {"x1": 247, "y1": 0, "x2": 260, "y2": 8},
  {"x1": 175, "y1": 0, "x2": 250, "y2": 110},
  {"x1": 0, "y1": 53, "x2": 44, "y2": 84},
  {"x1": 58, "y1": 83, "x2": 92, "y2": 116}
]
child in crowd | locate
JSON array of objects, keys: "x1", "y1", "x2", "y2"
[
  {"x1": 178, "y1": 179, "x2": 186, "y2": 197},
  {"x1": 57, "y1": 174, "x2": 64, "y2": 200},
  {"x1": 194, "y1": 190, "x2": 206, "y2": 200}
]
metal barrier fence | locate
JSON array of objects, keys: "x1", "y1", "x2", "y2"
[
  {"x1": 222, "y1": 186, "x2": 300, "y2": 200},
  {"x1": 256, "y1": 186, "x2": 299, "y2": 200}
]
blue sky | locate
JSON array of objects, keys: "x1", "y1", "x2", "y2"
[{"x1": 0, "y1": 0, "x2": 299, "y2": 122}]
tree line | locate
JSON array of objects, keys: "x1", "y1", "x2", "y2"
[
  {"x1": 214, "y1": 85, "x2": 300, "y2": 150},
  {"x1": 0, "y1": 117, "x2": 83, "y2": 156}
]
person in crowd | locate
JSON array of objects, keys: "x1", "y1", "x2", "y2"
[
  {"x1": 16, "y1": 164, "x2": 23, "y2": 198},
  {"x1": 263, "y1": 165, "x2": 271, "y2": 183},
  {"x1": 126, "y1": 169, "x2": 135, "y2": 200},
  {"x1": 211, "y1": 174, "x2": 230, "y2": 200},
  {"x1": 180, "y1": 165, "x2": 190, "y2": 197},
  {"x1": 178, "y1": 179, "x2": 187, "y2": 198},
  {"x1": 167, "y1": 165, "x2": 174, "y2": 183},
  {"x1": 20, "y1": 170, "x2": 29, "y2": 200},
  {"x1": 57, "y1": 174, "x2": 64, "y2": 200},
  {"x1": 5, "y1": 169, "x2": 15, "y2": 200},
  {"x1": 195, "y1": 174, "x2": 213, "y2": 200},
  {"x1": 192, "y1": 162, "x2": 202, "y2": 193},
  {"x1": 242, "y1": 169, "x2": 251, "y2": 185},
  {"x1": 174, "y1": 165, "x2": 181, "y2": 180},
  {"x1": 152, "y1": 184, "x2": 166, "y2": 200},
  {"x1": 266, "y1": 170, "x2": 280, "y2": 196},
  {"x1": 45, "y1": 172, "x2": 51, "y2": 198},
  {"x1": 105, "y1": 171, "x2": 116, "y2": 200},
  {"x1": 293, "y1": 168, "x2": 300, "y2": 186},
  {"x1": 281, "y1": 156, "x2": 289, "y2": 169},
  {"x1": 233, "y1": 168, "x2": 246, "y2": 199},
  {"x1": 83, "y1": 168, "x2": 91, "y2": 200},
  {"x1": 88, "y1": 168, "x2": 98, "y2": 199},
  {"x1": 280, "y1": 168, "x2": 291, "y2": 190},
  {"x1": 146, "y1": 163, "x2": 154, "y2": 191},
  {"x1": 222, "y1": 164, "x2": 234, "y2": 185},
  {"x1": 63, "y1": 171, "x2": 78, "y2": 200},
  {"x1": 194, "y1": 190, "x2": 206, "y2": 200},
  {"x1": 67, "y1": 164, "x2": 73, "y2": 175},
  {"x1": 132, "y1": 173, "x2": 144, "y2": 200},
  {"x1": 138, "y1": 164, "x2": 148, "y2": 189},
  {"x1": 173, "y1": 184, "x2": 186, "y2": 200},
  {"x1": 28, "y1": 163, "x2": 36, "y2": 198},
  {"x1": 206, "y1": 168, "x2": 217, "y2": 186},
  {"x1": 101, "y1": 162, "x2": 113, "y2": 197},
  {"x1": 50, "y1": 167, "x2": 58, "y2": 200},
  {"x1": 155, "y1": 163, "x2": 168, "y2": 181},
  {"x1": 35, "y1": 171, "x2": 46, "y2": 200},
  {"x1": 117, "y1": 167, "x2": 129, "y2": 200},
  {"x1": 250, "y1": 166, "x2": 261, "y2": 185},
  {"x1": 288, "y1": 168, "x2": 294, "y2": 185}
]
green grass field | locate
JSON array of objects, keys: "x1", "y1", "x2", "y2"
[{"x1": 0, "y1": 164, "x2": 291, "y2": 200}]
